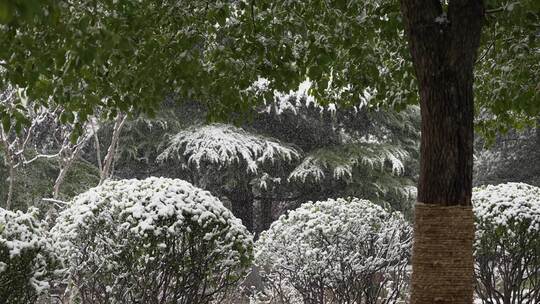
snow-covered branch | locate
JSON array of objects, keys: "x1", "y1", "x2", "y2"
[
  {"x1": 288, "y1": 143, "x2": 409, "y2": 184},
  {"x1": 158, "y1": 123, "x2": 300, "y2": 174}
]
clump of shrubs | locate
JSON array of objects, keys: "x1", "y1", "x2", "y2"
[
  {"x1": 473, "y1": 182, "x2": 540, "y2": 303},
  {"x1": 255, "y1": 197, "x2": 412, "y2": 304},
  {"x1": 0, "y1": 207, "x2": 58, "y2": 303},
  {"x1": 52, "y1": 177, "x2": 253, "y2": 304}
]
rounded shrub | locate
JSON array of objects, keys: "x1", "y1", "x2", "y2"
[
  {"x1": 52, "y1": 177, "x2": 253, "y2": 304},
  {"x1": 255, "y1": 197, "x2": 412, "y2": 304},
  {"x1": 473, "y1": 182, "x2": 540, "y2": 303},
  {"x1": 0, "y1": 207, "x2": 57, "y2": 303}
]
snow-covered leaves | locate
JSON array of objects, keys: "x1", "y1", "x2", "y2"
[
  {"x1": 286, "y1": 140, "x2": 415, "y2": 205},
  {"x1": 158, "y1": 124, "x2": 300, "y2": 174},
  {"x1": 232, "y1": 0, "x2": 415, "y2": 111},
  {"x1": 0, "y1": 207, "x2": 57, "y2": 303},
  {"x1": 52, "y1": 177, "x2": 253, "y2": 304},
  {"x1": 255, "y1": 198, "x2": 412, "y2": 303},
  {"x1": 473, "y1": 182, "x2": 540, "y2": 303},
  {"x1": 473, "y1": 182, "x2": 540, "y2": 234}
]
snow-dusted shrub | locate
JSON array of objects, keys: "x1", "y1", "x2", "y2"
[
  {"x1": 52, "y1": 177, "x2": 253, "y2": 304},
  {"x1": 255, "y1": 198, "x2": 412, "y2": 304},
  {"x1": 473, "y1": 182, "x2": 540, "y2": 304},
  {"x1": 0, "y1": 207, "x2": 57, "y2": 303}
]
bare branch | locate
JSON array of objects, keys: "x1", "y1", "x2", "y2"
[{"x1": 99, "y1": 112, "x2": 127, "y2": 184}]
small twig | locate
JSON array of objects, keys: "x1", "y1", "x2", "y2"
[
  {"x1": 486, "y1": 7, "x2": 505, "y2": 14},
  {"x1": 486, "y1": 2, "x2": 519, "y2": 14},
  {"x1": 14, "y1": 152, "x2": 62, "y2": 168}
]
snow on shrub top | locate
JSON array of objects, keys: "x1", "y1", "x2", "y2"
[
  {"x1": 52, "y1": 177, "x2": 254, "y2": 302},
  {"x1": 54, "y1": 176, "x2": 252, "y2": 254},
  {"x1": 255, "y1": 197, "x2": 411, "y2": 281},
  {"x1": 473, "y1": 182, "x2": 540, "y2": 235},
  {"x1": 0, "y1": 207, "x2": 55, "y2": 294},
  {"x1": 472, "y1": 183, "x2": 540, "y2": 303},
  {"x1": 52, "y1": 177, "x2": 253, "y2": 287},
  {"x1": 157, "y1": 123, "x2": 300, "y2": 174}
]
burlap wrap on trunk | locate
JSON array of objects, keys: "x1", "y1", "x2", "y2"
[{"x1": 410, "y1": 202, "x2": 475, "y2": 304}]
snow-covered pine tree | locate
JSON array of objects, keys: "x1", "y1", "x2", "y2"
[
  {"x1": 158, "y1": 123, "x2": 300, "y2": 232},
  {"x1": 251, "y1": 86, "x2": 420, "y2": 216}
]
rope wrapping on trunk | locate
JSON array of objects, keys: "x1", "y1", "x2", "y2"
[{"x1": 410, "y1": 202, "x2": 475, "y2": 304}]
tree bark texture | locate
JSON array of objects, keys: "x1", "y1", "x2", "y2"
[{"x1": 400, "y1": 0, "x2": 484, "y2": 303}]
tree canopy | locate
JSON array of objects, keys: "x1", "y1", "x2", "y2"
[{"x1": 0, "y1": 0, "x2": 537, "y2": 137}]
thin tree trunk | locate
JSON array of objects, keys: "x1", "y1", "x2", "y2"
[
  {"x1": 0, "y1": 130, "x2": 15, "y2": 209},
  {"x1": 100, "y1": 112, "x2": 126, "y2": 185},
  {"x1": 53, "y1": 144, "x2": 84, "y2": 199},
  {"x1": 537, "y1": 119, "x2": 540, "y2": 143},
  {"x1": 400, "y1": 1, "x2": 484, "y2": 303},
  {"x1": 92, "y1": 122, "x2": 103, "y2": 174},
  {"x1": 53, "y1": 162, "x2": 71, "y2": 199},
  {"x1": 229, "y1": 187, "x2": 254, "y2": 233},
  {"x1": 53, "y1": 129, "x2": 94, "y2": 199},
  {"x1": 6, "y1": 162, "x2": 14, "y2": 209},
  {"x1": 256, "y1": 198, "x2": 273, "y2": 238}
]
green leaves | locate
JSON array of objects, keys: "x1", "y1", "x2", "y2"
[
  {"x1": 0, "y1": 0, "x2": 537, "y2": 142},
  {"x1": 231, "y1": 0, "x2": 416, "y2": 112},
  {"x1": 1, "y1": 1, "x2": 251, "y2": 126},
  {"x1": 0, "y1": 0, "x2": 47, "y2": 24},
  {"x1": 1, "y1": 113, "x2": 10, "y2": 131},
  {"x1": 474, "y1": 0, "x2": 540, "y2": 138},
  {"x1": 0, "y1": 88, "x2": 31, "y2": 134}
]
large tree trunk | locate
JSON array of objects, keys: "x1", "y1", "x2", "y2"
[{"x1": 400, "y1": 1, "x2": 484, "y2": 303}]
